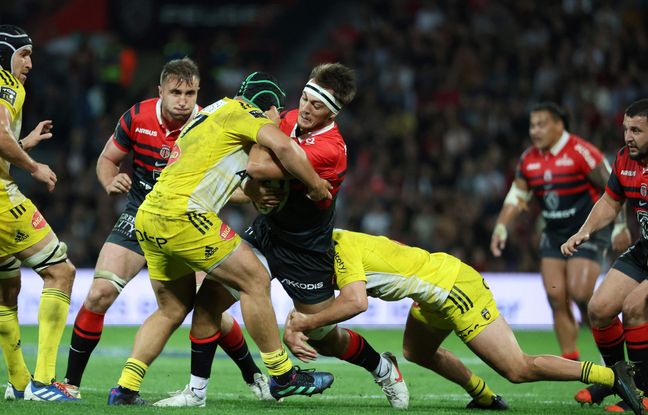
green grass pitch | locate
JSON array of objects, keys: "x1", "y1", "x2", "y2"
[{"x1": 1, "y1": 326, "x2": 616, "y2": 414}]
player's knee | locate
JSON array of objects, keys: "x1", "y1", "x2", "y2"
[
  {"x1": 588, "y1": 298, "x2": 615, "y2": 328},
  {"x1": 85, "y1": 282, "x2": 120, "y2": 313},
  {"x1": 621, "y1": 297, "x2": 646, "y2": 323}
]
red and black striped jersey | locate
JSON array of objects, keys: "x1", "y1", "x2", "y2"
[
  {"x1": 260, "y1": 108, "x2": 348, "y2": 252},
  {"x1": 606, "y1": 146, "x2": 648, "y2": 241},
  {"x1": 112, "y1": 98, "x2": 199, "y2": 205},
  {"x1": 516, "y1": 131, "x2": 605, "y2": 238}
]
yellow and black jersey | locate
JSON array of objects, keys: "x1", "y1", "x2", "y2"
[
  {"x1": 140, "y1": 97, "x2": 274, "y2": 217},
  {"x1": 332, "y1": 229, "x2": 461, "y2": 310},
  {"x1": 0, "y1": 69, "x2": 27, "y2": 212}
]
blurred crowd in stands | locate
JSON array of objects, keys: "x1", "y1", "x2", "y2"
[{"x1": 5, "y1": 0, "x2": 648, "y2": 271}]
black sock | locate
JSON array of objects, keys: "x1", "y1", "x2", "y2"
[
  {"x1": 190, "y1": 333, "x2": 219, "y2": 379},
  {"x1": 65, "y1": 328, "x2": 101, "y2": 386}
]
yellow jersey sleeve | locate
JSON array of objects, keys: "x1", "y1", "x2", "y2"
[
  {"x1": 223, "y1": 99, "x2": 274, "y2": 143},
  {"x1": 0, "y1": 69, "x2": 24, "y2": 120},
  {"x1": 333, "y1": 231, "x2": 368, "y2": 289}
]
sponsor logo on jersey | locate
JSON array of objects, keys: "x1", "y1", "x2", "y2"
[
  {"x1": 481, "y1": 307, "x2": 491, "y2": 320},
  {"x1": 280, "y1": 279, "x2": 324, "y2": 290},
  {"x1": 14, "y1": 230, "x2": 28, "y2": 243},
  {"x1": 621, "y1": 170, "x2": 637, "y2": 177},
  {"x1": 31, "y1": 210, "x2": 46, "y2": 230},
  {"x1": 135, "y1": 127, "x2": 158, "y2": 137},
  {"x1": 220, "y1": 223, "x2": 235, "y2": 240},
  {"x1": 334, "y1": 252, "x2": 346, "y2": 272},
  {"x1": 0, "y1": 86, "x2": 16, "y2": 105},
  {"x1": 202, "y1": 99, "x2": 226, "y2": 114},
  {"x1": 204, "y1": 246, "x2": 218, "y2": 259},
  {"x1": 160, "y1": 145, "x2": 171, "y2": 159},
  {"x1": 574, "y1": 143, "x2": 597, "y2": 168},
  {"x1": 544, "y1": 191, "x2": 559, "y2": 211},
  {"x1": 542, "y1": 208, "x2": 576, "y2": 219},
  {"x1": 168, "y1": 144, "x2": 181, "y2": 165},
  {"x1": 526, "y1": 162, "x2": 541, "y2": 171},
  {"x1": 543, "y1": 170, "x2": 553, "y2": 182},
  {"x1": 555, "y1": 155, "x2": 574, "y2": 166}
]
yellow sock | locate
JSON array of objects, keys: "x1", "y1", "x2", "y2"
[
  {"x1": 118, "y1": 357, "x2": 149, "y2": 391},
  {"x1": 463, "y1": 373, "x2": 495, "y2": 406},
  {"x1": 0, "y1": 305, "x2": 31, "y2": 390},
  {"x1": 260, "y1": 349, "x2": 294, "y2": 377},
  {"x1": 580, "y1": 361, "x2": 615, "y2": 387},
  {"x1": 34, "y1": 288, "x2": 70, "y2": 384}
]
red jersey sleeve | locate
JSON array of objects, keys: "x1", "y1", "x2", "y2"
[{"x1": 573, "y1": 138, "x2": 604, "y2": 174}]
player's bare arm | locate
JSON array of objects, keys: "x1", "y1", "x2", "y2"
[
  {"x1": 246, "y1": 144, "x2": 289, "y2": 180},
  {"x1": 587, "y1": 161, "x2": 631, "y2": 251},
  {"x1": 97, "y1": 137, "x2": 132, "y2": 195},
  {"x1": 20, "y1": 119, "x2": 53, "y2": 151},
  {"x1": 561, "y1": 193, "x2": 622, "y2": 256},
  {"x1": 288, "y1": 281, "x2": 368, "y2": 333},
  {"x1": 490, "y1": 177, "x2": 531, "y2": 257},
  {"x1": 255, "y1": 124, "x2": 332, "y2": 201},
  {"x1": 0, "y1": 105, "x2": 56, "y2": 191}
]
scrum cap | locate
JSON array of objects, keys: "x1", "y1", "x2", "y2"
[
  {"x1": 0, "y1": 25, "x2": 32, "y2": 72},
  {"x1": 236, "y1": 72, "x2": 286, "y2": 111}
]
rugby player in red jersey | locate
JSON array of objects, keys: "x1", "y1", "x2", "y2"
[
  {"x1": 61, "y1": 58, "x2": 271, "y2": 402},
  {"x1": 563, "y1": 98, "x2": 648, "y2": 412},
  {"x1": 491, "y1": 102, "x2": 630, "y2": 364}
]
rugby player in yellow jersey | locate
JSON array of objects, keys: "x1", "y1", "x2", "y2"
[
  {"x1": 108, "y1": 72, "x2": 335, "y2": 405},
  {"x1": 283, "y1": 230, "x2": 644, "y2": 414},
  {"x1": 0, "y1": 25, "x2": 79, "y2": 402}
]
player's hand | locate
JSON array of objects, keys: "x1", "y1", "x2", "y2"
[
  {"x1": 263, "y1": 105, "x2": 281, "y2": 125},
  {"x1": 490, "y1": 224, "x2": 507, "y2": 257},
  {"x1": 561, "y1": 231, "x2": 590, "y2": 256},
  {"x1": 31, "y1": 162, "x2": 57, "y2": 192},
  {"x1": 283, "y1": 328, "x2": 318, "y2": 363},
  {"x1": 243, "y1": 180, "x2": 285, "y2": 208},
  {"x1": 21, "y1": 120, "x2": 53, "y2": 151},
  {"x1": 105, "y1": 173, "x2": 132, "y2": 195},
  {"x1": 306, "y1": 178, "x2": 332, "y2": 202},
  {"x1": 612, "y1": 225, "x2": 632, "y2": 252}
]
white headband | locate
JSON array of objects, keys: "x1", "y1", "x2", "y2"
[{"x1": 304, "y1": 80, "x2": 342, "y2": 114}]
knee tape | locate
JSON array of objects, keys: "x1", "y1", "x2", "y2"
[
  {"x1": 94, "y1": 270, "x2": 128, "y2": 294},
  {"x1": 21, "y1": 238, "x2": 68, "y2": 272},
  {"x1": 0, "y1": 256, "x2": 21, "y2": 279},
  {"x1": 304, "y1": 323, "x2": 337, "y2": 341}
]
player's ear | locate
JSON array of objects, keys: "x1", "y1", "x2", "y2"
[{"x1": 158, "y1": 85, "x2": 163, "y2": 98}]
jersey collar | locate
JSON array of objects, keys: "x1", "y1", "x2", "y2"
[
  {"x1": 291, "y1": 120, "x2": 336, "y2": 139},
  {"x1": 156, "y1": 99, "x2": 199, "y2": 135},
  {"x1": 549, "y1": 130, "x2": 569, "y2": 156}
]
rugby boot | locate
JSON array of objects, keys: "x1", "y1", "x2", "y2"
[
  {"x1": 24, "y1": 380, "x2": 79, "y2": 402},
  {"x1": 467, "y1": 395, "x2": 509, "y2": 410},
  {"x1": 4, "y1": 382, "x2": 24, "y2": 400},
  {"x1": 374, "y1": 352, "x2": 409, "y2": 409},
  {"x1": 153, "y1": 384, "x2": 205, "y2": 407},
  {"x1": 604, "y1": 398, "x2": 648, "y2": 413},
  {"x1": 269, "y1": 366, "x2": 334, "y2": 400},
  {"x1": 575, "y1": 384, "x2": 614, "y2": 406},
  {"x1": 248, "y1": 373, "x2": 274, "y2": 401},
  {"x1": 107, "y1": 386, "x2": 146, "y2": 405},
  {"x1": 610, "y1": 362, "x2": 645, "y2": 415}
]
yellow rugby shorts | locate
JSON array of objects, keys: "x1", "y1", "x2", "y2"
[
  {"x1": 135, "y1": 210, "x2": 241, "y2": 281},
  {"x1": 0, "y1": 199, "x2": 52, "y2": 257},
  {"x1": 410, "y1": 262, "x2": 500, "y2": 343}
]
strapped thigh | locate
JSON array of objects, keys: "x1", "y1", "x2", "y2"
[
  {"x1": 0, "y1": 256, "x2": 21, "y2": 279},
  {"x1": 94, "y1": 270, "x2": 129, "y2": 294},
  {"x1": 21, "y1": 237, "x2": 68, "y2": 272}
]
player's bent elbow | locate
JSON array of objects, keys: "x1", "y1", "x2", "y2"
[{"x1": 349, "y1": 296, "x2": 368, "y2": 314}]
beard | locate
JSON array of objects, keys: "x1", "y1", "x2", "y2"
[{"x1": 628, "y1": 146, "x2": 648, "y2": 161}]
